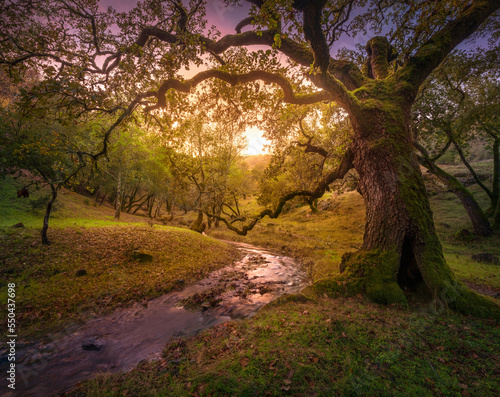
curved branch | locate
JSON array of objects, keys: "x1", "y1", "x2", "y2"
[
  {"x1": 143, "y1": 69, "x2": 332, "y2": 112},
  {"x1": 451, "y1": 139, "x2": 493, "y2": 198},
  {"x1": 210, "y1": 148, "x2": 354, "y2": 235},
  {"x1": 136, "y1": 25, "x2": 364, "y2": 91},
  {"x1": 430, "y1": 139, "x2": 452, "y2": 162},
  {"x1": 235, "y1": 17, "x2": 254, "y2": 34},
  {"x1": 293, "y1": 0, "x2": 330, "y2": 73},
  {"x1": 294, "y1": 119, "x2": 328, "y2": 157}
]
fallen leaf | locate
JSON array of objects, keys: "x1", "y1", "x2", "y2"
[{"x1": 240, "y1": 357, "x2": 249, "y2": 368}]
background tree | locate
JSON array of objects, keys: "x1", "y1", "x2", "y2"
[
  {"x1": 0, "y1": 106, "x2": 96, "y2": 244},
  {"x1": 413, "y1": 49, "x2": 500, "y2": 236},
  {"x1": 257, "y1": 102, "x2": 351, "y2": 212}
]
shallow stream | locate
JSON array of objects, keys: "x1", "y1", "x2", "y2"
[{"x1": 1, "y1": 241, "x2": 307, "y2": 396}]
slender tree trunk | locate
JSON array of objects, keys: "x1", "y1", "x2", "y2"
[
  {"x1": 41, "y1": 185, "x2": 57, "y2": 245},
  {"x1": 147, "y1": 195, "x2": 156, "y2": 218},
  {"x1": 166, "y1": 197, "x2": 173, "y2": 213},
  {"x1": 419, "y1": 160, "x2": 491, "y2": 236},
  {"x1": 93, "y1": 187, "x2": 101, "y2": 202},
  {"x1": 99, "y1": 193, "x2": 107, "y2": 206},
  {"x1": 489, "y1": 137, "x2": 500, "y2": 215},
  {"x1": 233, "y1": 193, "x2": 240, "y2": 216},
  {"x1": 332, "y1": 102, "x2": 498, "y2": 317},
  {"x1": 114, "y1": 171, "x2": 122, "y2": 220}
]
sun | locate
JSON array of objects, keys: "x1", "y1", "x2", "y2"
[{"x1": 244, "y1": 126, "x2": 269, "y2": 156}]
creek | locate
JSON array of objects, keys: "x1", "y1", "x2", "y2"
[{"x1": 1, "y1": 241, "x2": 308, "y2": 396}]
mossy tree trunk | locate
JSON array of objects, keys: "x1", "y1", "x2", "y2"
[{"x1": 336, "y1": 79, "x2": 498, "y2": 317}]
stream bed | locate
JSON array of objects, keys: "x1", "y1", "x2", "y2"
[{"x1": 1, "y1": 241, "x2": 307, "y2": 396}]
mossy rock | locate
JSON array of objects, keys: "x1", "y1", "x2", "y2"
[{"x1": 454, "y1": 228, "x2": 475, "y2": 241}]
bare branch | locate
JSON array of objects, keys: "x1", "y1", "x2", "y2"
[{"x1": 294, "y1": 119, "x2": 329, "y2": 157}]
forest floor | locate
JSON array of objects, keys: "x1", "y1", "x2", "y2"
[{"x1": 1, "y1": 160, "x2": 499, "y2": 396}]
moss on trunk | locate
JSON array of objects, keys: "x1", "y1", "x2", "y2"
[{"x1": 304, "y1": 82, "x2": 499, "y2": 319}]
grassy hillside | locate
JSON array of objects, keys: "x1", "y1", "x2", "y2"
[
  {"x1": 0, "y1": 177, "x2": 153, "y2": 229},
  {"x1": 0, "y1": 178, "x2": 241, "y2": 338}
]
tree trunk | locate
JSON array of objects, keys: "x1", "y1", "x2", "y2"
[
  {"x1": 493, "y1": 192, "x2": 500, "y2": 231},
  {"x1": 99, "y1": 193, "x2": 107, "y2": 206},
  {"x1": 419, "y1": 160, "x2": 491, "y2": 236},
  {"x1": 328, "y1": 103, "x2": 499, "y2": 318},
  {"x1": 489, "y1": 137, "x2": 499, "y2": 215},
  {"x1": 114, "y1": 170, "x2": 122, "y2": 220},
  {"x1": 147, "y1": 194, "x2": 156, "y2": 218},
  {"x1": 41, "y1": 185, "x2": 57, "y2": 245},
  {"x1": 190, "y1": 210, "x2": 206, "y2": 233}
]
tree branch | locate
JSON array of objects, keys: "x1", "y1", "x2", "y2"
[
  {"x1": 294, "y1": 119, "x2": 329, "y2": 157},
  {"x1": 210, "y1": 148, "x2": 354, "y2": 235},
  {"x1": 143, "y1": 69, "x2": 332, "y2": 112},
  {"x1": 451, "y1": 139, "x2": 493, "y2": 198},
  {"x1": 398, "y1": 0, "x2": 500, "y2": 98}
]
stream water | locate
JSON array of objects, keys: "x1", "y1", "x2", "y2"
[{"x1": 0, "y1": 241, "x2": 307, "y2": 397}]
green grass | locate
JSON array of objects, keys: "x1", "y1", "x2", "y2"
[
  {"x1": 73, "y1": 297, "x2": 500, "y2": 397},
  {"x1": 0, "y1": 177, "x2": 151, "y2": 229}
]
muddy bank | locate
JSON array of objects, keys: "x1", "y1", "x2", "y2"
[{"x1": 0, "y1": 241, "x2": 307, "y2": 396}]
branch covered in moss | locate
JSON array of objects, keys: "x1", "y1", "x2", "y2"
[{"x1": 397, "y1": 0, "x2": 500, "y2": 97}]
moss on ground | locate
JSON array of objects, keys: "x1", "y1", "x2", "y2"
[{"x1": 71, "y1": 296, "x2": 500, "y2": 397}]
